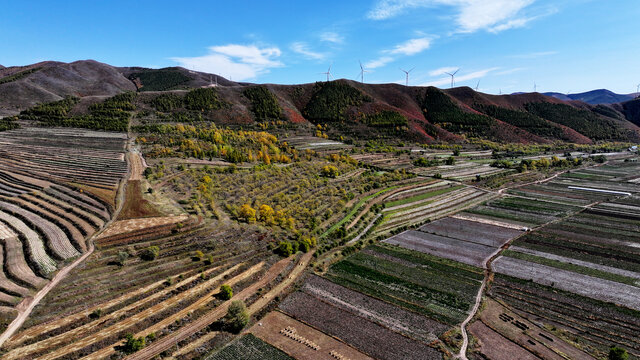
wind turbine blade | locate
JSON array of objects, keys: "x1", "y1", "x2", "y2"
[
  {"x1": 445, "y1": 72, "x2": 453, "y2": 76},
  {"x1": 453, "y1": 69, "x2": 460, "y2": 75},
  {"x1": 409, "y1": 67, "x2": 415, "y2": 73}
]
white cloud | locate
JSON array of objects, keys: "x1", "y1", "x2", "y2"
[
  {"x1": 365, "y1": 56, "x2": 395, "y2": 69},
  {"x1": 389, "y1": 37, "x2": 432, "y2": 55},
  {"x1": 368, "y1": 0, "x2": 539, "y2": 33},
  {"x1": 320, "y1": 31, "x2": 344, "y2": 44},
  {"x1": 171, "y1": 44, "x2": 283, "y2": 81},
  {"x1": 495, "y1": 67, "x2": 525, "y2": 75},
  {"x1": 290, "y1": 42, "x2": 326, "y2": 60},
  {"x1": 428, "y1": 66, "x2": 459, "y2": 76},
  {"x1": 364, "y1": 36, "x2": 432, "y2": 70},
  {"x1": 421, "y1": 67, "x2": 499, "y2": 87},
  {"x1": 509, "y1": 51, "x2": 557, "y2": 59}
]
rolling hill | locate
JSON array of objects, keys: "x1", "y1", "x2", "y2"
[
  {"x1": 2, "y1": 60, "x2": 639, "y2": 144},
  {"x1": 543, "y1": 89, "x2": 635, "y2": 104}
]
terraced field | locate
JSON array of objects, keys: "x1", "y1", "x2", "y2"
[{"x1": 0, "y1": 127, "x2": 127, "y2": 332}]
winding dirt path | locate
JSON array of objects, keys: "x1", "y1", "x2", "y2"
[
  {"x1": 456, "y1": 163, "x2": 611, "y2": 359},
  {"x1": 0, "y1": 134, "x2": 132, "y2": 349}
]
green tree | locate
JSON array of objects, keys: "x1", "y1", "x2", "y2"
[
  {"x1": 121, "y1": 333, "x2": 146, "y2": 354},
  {"x1": 275, "y1": 241, "x2": 293, "y2": 257},
  {"x1": 225, "y1": 300, "x2": 249, "y2": 333},
  {"x1": 609, "y1": 346, "x2": 629, "y2": 360},
  {"x1": 140, "y1": 246, "x2": 159, "y2": 261},
  {"x1": 219, "y1": 284, "x2": 233, "y2": 300}
]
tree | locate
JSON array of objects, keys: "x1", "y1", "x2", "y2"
[
  {"x1": 258, "y1": 204, "x2": 275, "y2": 224},
  {"x1": 140, "y1": 246, "x2": 159, "y2": 261},
  {"x1": 121, "y1": 333, "x2": 146, "y2": 354},
  {"x1": 194, "y1": 250, "x2": 204, "y2": 261},
  {"x1": 225, "y1": 300, "x2": 249, "y2": 333},
  {"x1": 445, "y1": 156, "x2": 456, "y2": 165},
  {"x1": 321, "y1": 165, "x2": 339, "y2": 178},
  {"x1": 609, "y1": 346, "x2": 629, "y2": 360},
  {"x1": 275, "y1": 241, "x2": 293, "y2": 257},
  {"x1": 238, "y1": 204, "x2": 256, "y2": 223},
  {"x1": 219, "y1": 284, "x2": 233, "y2": 300}
]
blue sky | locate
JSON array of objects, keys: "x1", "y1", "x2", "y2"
[{"x1": 1, "y1": 0, "x2": 639, "y2": 94}]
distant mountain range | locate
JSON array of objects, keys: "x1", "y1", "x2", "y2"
[
  {"x1": 1, "y1": 60, "x2": 639, "y2": 144},
  {"x1": 543, "y1": 89, "x2": 638, "y2": 105}
]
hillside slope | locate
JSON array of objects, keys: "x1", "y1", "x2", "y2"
[{"x1": 3, "y1": 60, "x2": 640, "y2": 144}]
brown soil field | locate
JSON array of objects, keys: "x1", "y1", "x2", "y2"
[
  {"x1": 69, "y1": 183, "x2": 117, "y2": 209},
  {"x1": 117, "y1": 180, "x2": 164, "y2": 220},
  {"x1": 249, "y1": 311, "x2": 373, "y2": 360},
  {"x1": 475, "y1": 298, "x2": 594, "y2": 360},
  {"x1": 248, "y1": 252, "x2": 314, "y2": 314},
  {"x1": 115, "y1": 257, "x2": 292, "y2": 360},
  {"x1": 96, "y1": 215, "x2": 189, "y2": 240},
  {"x1": 468, "y1": 321, "x2": 538, "y2": 360}
]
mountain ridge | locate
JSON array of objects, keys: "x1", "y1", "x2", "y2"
[{"x1": 2, "y1": 60, "x2": 639, "y2": 144}]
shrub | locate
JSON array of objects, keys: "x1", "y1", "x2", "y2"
[
  {"x1": 303, "y1": 81, "x2": 371, "y2": 122},
  {"x1": 205, "y1": 253, "x2": 214, "y2": 265},
  {"x1": 89, "y1": 309, "x2": 102, "y2": 319},
  {"x1": 225, "y1": 300, "x2": 249, "y2": 333},
  {"x1": 117, "y1": 251, "x2": 129, "y2": 266},
  {"x1": 194, "y1": 250, "x2": 204, "y2": 261},
  {"x1": 238, "y1": 204, "x2": 257, "y2": 223},
  {"x1": 219, "y1": 284, "x2": 233, "y2": 300}
]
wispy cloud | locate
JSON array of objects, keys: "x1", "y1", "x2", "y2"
[
  {"x1": 171, "y1": 44, "x2": 282, "y2": 81},
  {"x1": 495, "y1": 67, "x2": 525, "y2": 75},
  {"x1": 422, "y1": 67, "x2": 499, "y2": 87},
  {"x1": 389, "y1": 37, "x2": 432, "y2": 55},
  {"x1": 428, "y1": 66, "x2": 459, "y2": 76},
  {"x1": 290, "y1": 42, "x2": 326, "y2": 60},
  {"x1": 320, "y1": 31, "x2": 344, "y2": 44},
  {"x1": 365, "y1": 56, "x2": 395, "y2": 69},
  {"x1": 368, "y1": 0, "x2": 541, "y2": 33},
  {"x1": 365, "y1": 36, "x2": 432, "y2": 69},
  {"x1": 509, "y1": 51, "x2": 557, "y2": 59}
]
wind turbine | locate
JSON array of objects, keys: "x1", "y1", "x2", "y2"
[
  {"x1": 320, "y1": 65, "x2": 333, "y2": 82},
  {"x1": 636, "y1": 83, "x2": 640, "y2": 95},
  {"x1": 534, "y1": 81, "x2": 538, "y2": 93},
  {"x1": 400, "y1": 67, "x2": 414, "y2": 86},
  {"x1": 475, "y1": 80, "x2": 480, "y2": 91},
  {"x1": 445, "y1": 69, "x2": 459, "y2": 88},
  {"x1": 358, "y1": 61, "x2": 370, "y2": 83}
]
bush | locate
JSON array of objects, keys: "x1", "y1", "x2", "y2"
[
  {"x1": 205, "y1": 253, "x2": 214, "y2": 265},
  {"x1": 140, "y1": 246, "x2": 159, "y2": 261},
  {"x1": 225, "y1": 300, "x2": 249, "y2": 333},
  {"x1": 89, "y1": 309, "x2": 102, "y2": 319},
  {"x1": 194, "y1": 250, "x2": 204, "y2": 261},
  {"x1": 219, "y1": 284, "x2": 233, "y2": 300},
  {"x1": 117, "y1": 251, "x2": 129, "y2": 266}
]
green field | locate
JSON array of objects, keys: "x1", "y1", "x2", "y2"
[{"x1": 325, "y1": 243, "x2": 483, "y2": 325}]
